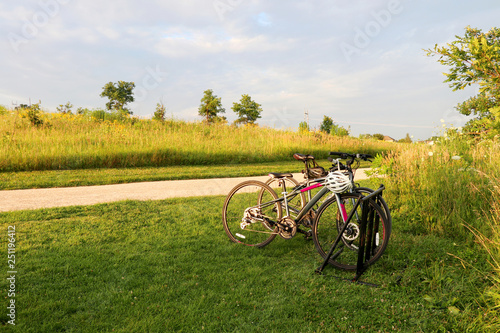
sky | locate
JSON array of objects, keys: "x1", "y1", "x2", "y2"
[{"x1": 1, "y1": 0, "x2": 499, "y2": 140}]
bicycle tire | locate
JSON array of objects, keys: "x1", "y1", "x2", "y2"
[
  {"x1": 312, "y1": 192, "x2": 390, "y2": 271},
  {"x1": 222, "y1": 180, "x2": 282, "y2": 247},
  {"x1": 265, "y1": 176, "x2": 306, "y2": 218}
]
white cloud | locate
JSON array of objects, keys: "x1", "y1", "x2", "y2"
[{"x1": 154, "y1": 29, "x2": 296, "y2": 58}]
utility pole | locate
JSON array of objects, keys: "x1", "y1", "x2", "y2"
[{"x1": 304, "y1": 109, "x2": 309, "y2": 129}]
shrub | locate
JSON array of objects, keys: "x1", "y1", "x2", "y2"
[{"x1": 20, "y1": 104, "x2": 44, "y2": 127}]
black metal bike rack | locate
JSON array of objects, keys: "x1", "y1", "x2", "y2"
[{"x1": 315, "y1": 185, "x2": 386, "y2": 287}]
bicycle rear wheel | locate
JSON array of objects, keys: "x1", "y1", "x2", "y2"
[
  {"x1": 222, "y1": 180, "x2": 282, "y2": 247},
  {"x1": 312, "y1": 193, "x2": 390, "y2": 271}
]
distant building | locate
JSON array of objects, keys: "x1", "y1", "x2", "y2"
[{"x1": 383, "y1": 136, "x2": 396, "y2": 142}]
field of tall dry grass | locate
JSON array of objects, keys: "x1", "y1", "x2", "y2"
[{"x1": 0, "y1": 109, "x2": 396, "y2": 171}]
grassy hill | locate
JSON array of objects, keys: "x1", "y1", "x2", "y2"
[{"x1": 0, "y1": 109, "x2": 396, "y2": 172}]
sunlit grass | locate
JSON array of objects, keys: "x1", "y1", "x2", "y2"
[
  {"x1": 0, "y1": 197, "x2": 491, "y2": 332},
  {"x1": 3, "y1": 107, "x2": 500, "y2": 330},
  {"x1": 0, "y1": 110, "x2": 396, "y2": 172},
  {"x1": 380, "y1": 141, "x2": 498, "y2": 240},
  {"x1": 0, "y1": 159, "x2": 374, "y2": 190},
  {"x1": 377, "y1": 137, "x2": 500, "y2": 330}
]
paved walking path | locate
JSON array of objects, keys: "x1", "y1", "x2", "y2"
[{"x1": 0, "y1": 169, "x2": 371, "y2": 212}]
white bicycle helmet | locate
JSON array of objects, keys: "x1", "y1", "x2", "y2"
[{"x1": 325, "y1": 171, "x2": 352, "y2": 193}]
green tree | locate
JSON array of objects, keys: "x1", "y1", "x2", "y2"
[
  {"x1": 330, "y1": 123, "x2": 350, "y2": 137},
  {"x1": 232, "y1": 94, "x2": 262, "y2": 125},
  {"x1": 56, "y1": 102, "x2": 73, "y2": 114},
  {"x1": 153, "y1": 102, "x2": 166, "y2": 121},
  {"x1": 426, "y1": 26, "x2": 500, "y2": 137},
  {"x1": 298, "y1": 121, "x2": 310, "y2": 134},
  {"x1": 319, "y1": 115, "x2": 333, "y2": 134},
  {"x1": 76, "y1": 107, "x2": 88, "y2": 115},
  {"x1": 100, "y1": 81, "x2": 135, "y2": 115},
  {"x1": 373, "y1": 133, "x2": 385, "y2": 140},
  {"x1": 398, "y1": 133, "x2": 412, "y2": 143},
  {"x1": 21, "y1": 103, "x2": 44, "y2": 127},
  {"x1": 198, "y1": 89, "x2": 226, "y2": 123}
]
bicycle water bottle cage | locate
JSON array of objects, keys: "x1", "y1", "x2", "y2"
[{"x1": 325, "y1": 171, "x2": 352, "y2": 193}]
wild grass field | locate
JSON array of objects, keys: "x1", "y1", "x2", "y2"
[
  {"x1": 1, "y1": 107, "x2": 500, "y2": 331},
  {"x1": 379, "y1": 137, "x2": 500, "y2": 331},
  {"x1": 0, "y1": 109, "x2": 395, "y2": 172}
]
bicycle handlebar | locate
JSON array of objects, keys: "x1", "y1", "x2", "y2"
[{"x1": 329, "y1": 152, "x2": 373, "y2": 161}]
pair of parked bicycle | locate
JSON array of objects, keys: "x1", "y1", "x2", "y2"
[{"x1": 222, "y1": 152, "x2": 391, "y2": 272}]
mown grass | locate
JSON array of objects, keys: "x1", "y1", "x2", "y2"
[
  {"x1": 0, "y1": 110, "x2": 395, "y2": 172},
  {"x1": 0, "y1": 197, "x2": 492, "y2": 332}
]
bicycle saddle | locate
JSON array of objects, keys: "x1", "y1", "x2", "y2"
[
  {"x1": 293, "y1": 153, "x2": 315, "y2": 161},
  {"x1": 268, "y1": 172, "x2": 293, "y2": 179}
]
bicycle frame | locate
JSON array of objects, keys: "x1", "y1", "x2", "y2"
[
  {"x1": 258, "y1": 178, "x2": 346, "y2": 228},
  {"x1": 293, "y1": 183, "x2": 330, "y2": 222}
]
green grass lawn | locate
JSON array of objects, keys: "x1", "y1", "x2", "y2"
[{"x1": 0, "y1": 195, "x2": 490, "y2": 332}]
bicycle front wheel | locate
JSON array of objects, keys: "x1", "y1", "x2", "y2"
[
  {"x1": 312, "y1": 193, "x2": 390, "y2": 271},
  {"x1": 222, "y1": 180, "x2": 282, "y2": 247},
  {"x1": 354, "y1": 187, "x2": 392, "y2": 234}
]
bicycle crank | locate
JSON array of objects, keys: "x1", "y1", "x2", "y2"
[{"x1": 277, "y1": 218, "x2": 297, "y2": 239}]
